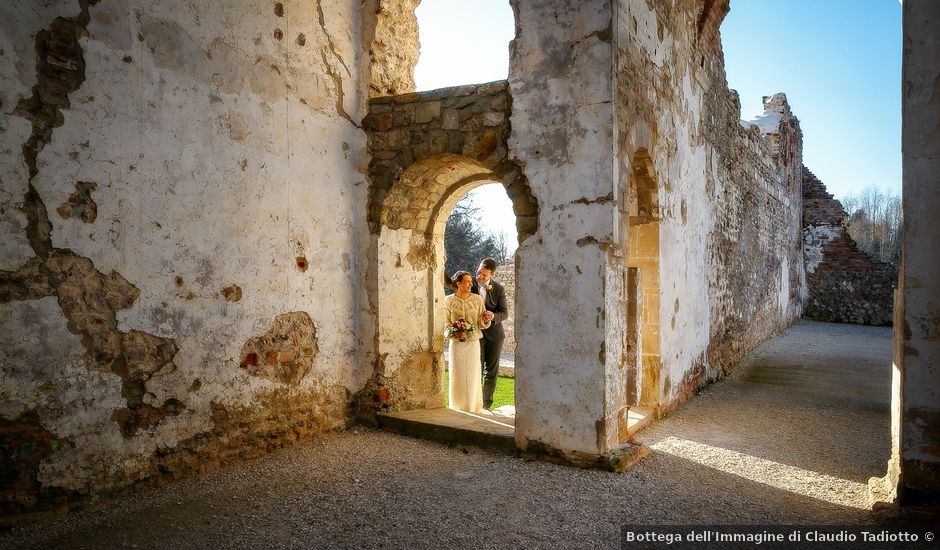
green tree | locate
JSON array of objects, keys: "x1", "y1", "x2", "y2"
[{"x1": 444, "y1": 199, "x2": 509, "y2": 285}]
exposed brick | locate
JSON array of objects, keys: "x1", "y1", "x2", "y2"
[
  {"x1": 239, "y1": 312, "x2": 318, "y2": 386},
  {"x1": 802, "y1": 167, "x2": 895, "y2": 326}
]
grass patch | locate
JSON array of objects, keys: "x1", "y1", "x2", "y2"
[{"x1": 443, "y1": 372, "x2": 515, "y2": 409}]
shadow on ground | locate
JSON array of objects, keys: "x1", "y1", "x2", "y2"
[{"x1": 0, "y1": 321, "x2": 894, "y2": 548}]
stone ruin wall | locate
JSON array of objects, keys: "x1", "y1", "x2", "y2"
[
  {"x1": 614, "y1": 0, "x2": 805, "y2": 418},
  {"x1": 361, "y1": 0, "x2": 810, "y2": 459},
  {"x1": 801, "y1": 167, "x2": 895, "y2": 326},
  {"x1": 361, "y1": 0, "x2": 420, "y2": 97},
  {"x1": 509, "y1": 0, "x2": 625, "y2": 457},
  {"x1": 0, "y1": 0, "x2": 376, "y2": 514},
  {"x1": 0, "y1": 0, "x2": 867, "y2": 514}
]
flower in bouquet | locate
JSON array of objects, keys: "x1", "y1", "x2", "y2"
[{"x1": 445, "y1": 317, "x2": 477, "y2": 342}]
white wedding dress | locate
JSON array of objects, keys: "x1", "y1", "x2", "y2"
[{"x1": 443, "y1": 293, "x2": 490, "y2": 413}]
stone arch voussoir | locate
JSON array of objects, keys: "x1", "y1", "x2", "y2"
[{"x1": 365, "y1": 81, "x2": 538, "y2": 240}]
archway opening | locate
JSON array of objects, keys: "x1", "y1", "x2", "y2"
[
  {"x1": 441, "y1": 183, "x2": 518, "y2": 415},
  {"x1": 626, "y1": 149, "x2": 661, "y2": 412},
  {"x1": 372, "y1": 153, "x2": 530, "y2": 446}
]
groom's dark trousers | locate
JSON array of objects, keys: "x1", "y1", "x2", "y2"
[{"x1": 473, "y1": 280, "x2": 508, "y2": 410}]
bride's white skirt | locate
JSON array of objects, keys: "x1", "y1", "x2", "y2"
[{"x1": 448, "y1": 338, "x2": 482, "y2": 413}]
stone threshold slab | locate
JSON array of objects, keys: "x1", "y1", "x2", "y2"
[
  {"x1": 378, "y1": 406, "x2": 653, "y2": 456},
  {"x1": 626, "y1": 407, "x2": 654, "y2": 438},
  {"x1": 377, "y1": 407, "x2": 516, "y2": 454}
]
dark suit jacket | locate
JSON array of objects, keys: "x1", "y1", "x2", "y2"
[{"x1": 471, "y1": 280, "x2": 508, "y2": 341}]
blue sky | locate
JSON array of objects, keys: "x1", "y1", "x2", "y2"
[
  {"x1": 415, "y1": 0, "x2": 903, "y2": 249},
  {"x1": 722, "y1": 0, "x2": 902, "y2": 199}
]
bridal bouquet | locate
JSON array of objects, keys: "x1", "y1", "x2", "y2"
[{"x1": 445, "y1": 317, "x2": 476, "y2": 342}]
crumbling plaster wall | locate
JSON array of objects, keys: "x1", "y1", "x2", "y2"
[
  {"x1": 0, "y1": 0, "x2": 371, "y2": 513},
  {"x1": 493, "y1": 0, "x2": 803, "y2": 460},
  {"x1": 614, "y1": 0, "x2": 804, "y2": 416},
  {"x1": 361, "y1": 0, "x2": 420, "y2": 97},
  {"x1": 509, "y1": 0, "x2": 623, "y2": 458}
]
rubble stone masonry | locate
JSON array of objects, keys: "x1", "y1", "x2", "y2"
[{"x1": 802, "y1": 167, "x2": 895, "y2": 326}]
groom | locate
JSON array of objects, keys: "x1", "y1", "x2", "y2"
[{"x1": 472, "y1": 258, "x2": 508, "y2": 411}]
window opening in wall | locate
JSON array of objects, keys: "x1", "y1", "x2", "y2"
[{"x1": 414, "y1": 0, "x2": 514, "y2": 91}]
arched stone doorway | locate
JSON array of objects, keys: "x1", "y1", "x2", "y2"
[
  {"x1": 362, "y1": 82, "x2": 537, "y2": 415},
  {"x1": 369, "y1": 153, "x2": 533, "y2": 413}
]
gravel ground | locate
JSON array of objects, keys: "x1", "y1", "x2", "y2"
[{"x1": 0, "y1": 321, "x2": 896, "y2": 549}]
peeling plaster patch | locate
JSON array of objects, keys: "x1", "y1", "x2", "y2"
[
  {"x1": 802, "y1": 225, "x2": 840, "y2": 274},
  {"x1": 55, "y1": 181, "x2": 97, "y2": 223},
  {"x1": 238, "y1": 312, "x2": 319, "y2": 386},
  {"x1": 51, "y1": 257, "x2": 186, "y2": 437},
  {"x1": 0, "y1": 258, "x2": 54, "y2": 303},
  {"x1": 111, "y1": 396, "x2": 183, "y2": 439},
  {"x1": 576, "y1": 236, "x2": 602, "y2": 247},
  {"x1": 12, "y1": 3, "x2": 94, "y2": 183},
  {"x1": 405, "y1": 234, "x2": 435, "y2": 271},
  {"x1": 314, "y1": 1, "x2": 354, "y2": 125},
  {"x1": 1, "y1": 296, "x2": 99, "y2": 421},
  {"x1": 570, "y1": 193, "x2": 614, "y2": 205},
  {"x1": 221, "y1": 284, "x2": 242, "y2": 302},
  {"x1": 221, "y1": 111, "x2": 249, "y2": 142},
  {"x1": 7, "y1": 2, "x2": 184, "y2": 440}
]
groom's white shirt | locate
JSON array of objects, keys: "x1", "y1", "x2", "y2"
[{"x1": 478, "y1": 285, "x2": 487, "y2": 303}]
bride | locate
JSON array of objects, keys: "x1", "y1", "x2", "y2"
[{"x1": 443, "y1": 271, "x2": 493, "y2": 413}]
